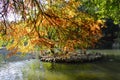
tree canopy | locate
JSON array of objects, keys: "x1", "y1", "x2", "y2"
[
  {"x1": 1, "y1": 0, "x2": 118, "y2": 56},
  {"x1": 81, "y1": 0, "x2": 120, "y2": 24}
]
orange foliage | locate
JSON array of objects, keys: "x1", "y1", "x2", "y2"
[{"x1": 0, "y1": 0, "x2": 104, "y2": 56}]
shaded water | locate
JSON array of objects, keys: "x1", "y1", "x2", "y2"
[
  {"x1": 42, "y1": 59, "x2": 120, "y2": 80},
  {"x1": 0, "y1": 50, "x2": 120, "y2": 80}
]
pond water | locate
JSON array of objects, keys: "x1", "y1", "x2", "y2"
[
  {"x1": 42, "y1": 59, "x2": 120, "y2": 80},
  {"x1": 0, "y1": 50, "x2": 120, "y2": 80},
  {"x1": 0, "y1": 61, "x2": 28, "y2": 80}
]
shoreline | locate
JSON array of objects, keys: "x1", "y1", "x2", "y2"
[{"x1": 38, "y1": 52, "x2": 104, "y2": 63}]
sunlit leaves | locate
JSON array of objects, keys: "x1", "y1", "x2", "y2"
[
  {"x1": 0, "y1": 0, "x2": 104, "y2": 56},
  {"x1": 81, "y1": 0, "x2": 120, "y2": 24}
]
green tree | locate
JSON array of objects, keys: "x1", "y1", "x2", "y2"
[{"x1": 81, "y1": 0, "x2": 120, "y2": 24}]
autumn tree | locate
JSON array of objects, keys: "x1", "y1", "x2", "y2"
[{"x1": 0, "y1": 0, "x2": 104, "y2": 57}]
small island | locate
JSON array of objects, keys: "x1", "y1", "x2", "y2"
[{"x1": 38, "y1": 50, "x2": 103, "y2": 63}]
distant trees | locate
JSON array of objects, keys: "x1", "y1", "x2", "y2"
[
  {"x1": 80, "y1": 0, "x2": 120, "y2": 49},
  {"x1": 95, "y1": 19, "x2": 120, "y2": 49},
  {"x1": 81, "y1": 0, "x2": 120, "y2": 24}
]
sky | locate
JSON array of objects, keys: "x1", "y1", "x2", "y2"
[
  {"x1": 0, "y1": 0, "x2": 44, "y2": 22},
  {"x1": 0, "y1": 0, "x2": 69, "y2": 22},
  {"x1": 0, "y1": 0, "x2": 23, "y2": 22}
]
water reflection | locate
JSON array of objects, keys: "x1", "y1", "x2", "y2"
[
  {"x1": 41, "y1": 50, "x2": 120, "y2": 80},
  {"x1": 42, "y1": 59, "x2": 120, "y2": 80},
  {"x1": 0, "y1": 50, "x2": 120, "y2": 80}
]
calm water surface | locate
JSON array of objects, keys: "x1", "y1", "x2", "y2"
[{"x1": 0, "y1": 50, "x2": 120, "y2": 80}]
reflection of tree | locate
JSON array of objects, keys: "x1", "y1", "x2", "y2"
[{"x1": 49, "y1": 63, "x2": 55, "y2": 71}]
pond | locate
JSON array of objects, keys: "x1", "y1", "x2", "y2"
[
  {"x1": 42, "y1": 58, "x2": 120, "y2": 80},
  {"x1": 0, "y1": 49, "x2": 120, "y2": 80}
]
